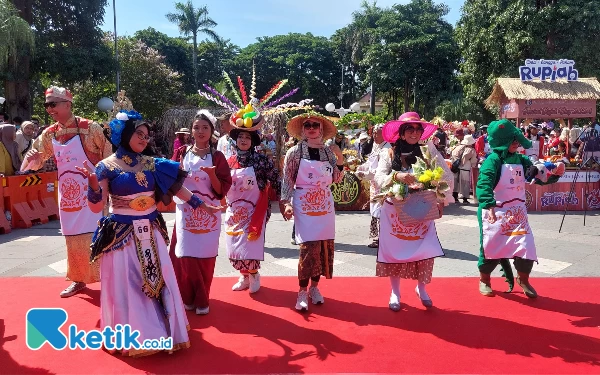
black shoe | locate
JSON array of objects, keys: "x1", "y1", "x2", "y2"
[{"x1": 462, "y1": 198, "x2": 469, "y2": 204}]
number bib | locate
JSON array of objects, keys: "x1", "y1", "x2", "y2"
[{"x1": 132, "y1": 219, "x2": 164, "y2": 299}]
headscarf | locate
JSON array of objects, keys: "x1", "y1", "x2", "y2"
[
  {"x1": 0, "y1": 124, "x2": 21, "y2": 170},
  {"x1": 301, "y1": 122, "x2": 324, "y2": 149},
  {"x1": 391, "y1": 123, "x2": 423, "y2": 172}
]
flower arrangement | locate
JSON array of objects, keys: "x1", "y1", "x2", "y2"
[
  {"x1": 374, "y1": 146, "x2": 450, "y2": 204},
  {"x1": 342, "y1": 149, "x2": 361, "y2": 172}
]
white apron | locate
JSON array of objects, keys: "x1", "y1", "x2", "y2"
[
  {"x1": 377, "y1": 199, "x2": 444, "y2": 263},
  {"x1": 174, "y1": 152, "x2": 221, "y2": 258},
  {"x1": 293, "y1": 158, "x2": 335, "y2": 244},
  {"x1": 52, "y1": 135, "x2": 102, "y2": 235},
  {"x1": 524, "y1": 137, "x2": 540, "y2": 161},
  {"x1": 367, "y1": 148, "x2": 384, "y2": 218},
  {"x1": 225, "y1": 166, "x2": 265, "y2": 261},
  {"x1": 482, "y1": 164, "x2": 537, "y2": 261}
]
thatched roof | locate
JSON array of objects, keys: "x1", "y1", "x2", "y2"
[{"x1": 485, "y1": 78, "x2": 600, "y2": 108}]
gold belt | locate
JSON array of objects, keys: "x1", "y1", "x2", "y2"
[{"x1": 111, "y1": 195, "x2": 156, "y2": 211}]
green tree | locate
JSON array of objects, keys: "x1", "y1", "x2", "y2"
[
  {"x1": 32, "y1": 0, "x2": 113, "y2": 84},
  {"x1": 232, "y1": 33, "x2": 341, "y2": 108},
  {"x1": 1, "y1": 0, "x2": 35, "y2": 118},
  {"x1": 456, "y1": 0, "x2": 600, "y2": 107},
  {"x1": 135, "y1": 27, "x2": 195, "y2": 93},
  {"x1": 114, "y1": 36, "x2": 184, "y2": 120},
  {"x1": 358, "y1": 0, "x2": 458, "y2": 119},
  {"x1": 166, "y1": 1, "x2": 221, "y2": 89}
]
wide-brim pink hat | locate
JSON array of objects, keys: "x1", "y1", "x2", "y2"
[{"x1": 382, "y1": 111, "x2": 438, "y2": 143}]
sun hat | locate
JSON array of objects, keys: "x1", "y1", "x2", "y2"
[
  {"x1": 382, "y1": 111, "x2": 437, "y2": 143},
  {"x1": 461, "y1": 134, "x2": 476, "y2": 146},
  {"x1": 287, "y1": 112, "x2": 337, "y2": 140},
  {"x1": 175, "y1": 127, "x2": 191, "y2": 135}
]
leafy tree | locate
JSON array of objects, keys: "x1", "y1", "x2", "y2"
[
  {"x1": 1, "y1": 0, "x2": 35, "y2": 118},
  {"x1": 0, "y1": 0, "x2": 34, "y2": 70},
  {"x1": 358, "y1": 0, "x2": 459, "y2": 119},
  {"x1": 113, "y1": 37, "x2": 184, "y2": 120},
  {"x1": 32, "y1": 0, "x2": 113, "y2": 85},
  {"x1": 232, "y1": 33, "x2": 341, "y2": 108},
  {"x1": 134, "y1": 27, "x2": 195, "y2": 93},
  {"x1": 456, "y1": 0, "x2": 600, "y2": 107},
  {"x1": 166, "y1": 1, "x2": 221, "y2": 89}
]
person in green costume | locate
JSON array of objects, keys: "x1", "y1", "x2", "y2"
[{"x1": 476, "y1": 119, "x2": 565, "y2": 298}]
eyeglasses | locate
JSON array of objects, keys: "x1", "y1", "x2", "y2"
[
  {"x1": 303, "y1": 121, "x2": 321, "y2": 129},
  {"x1": 404, "y1": 125, "x2": 424, "y2": 134},
  {"x1": 44, "y1": 101, "x2": 68, "y2": 109},
  {"x1": 135, "y1": 130, "x2": 150, "y2": 141}
]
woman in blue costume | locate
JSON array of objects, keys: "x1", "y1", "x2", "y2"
[{"x1": 76, "y1": 111, "x2": 221, "y2": 357}]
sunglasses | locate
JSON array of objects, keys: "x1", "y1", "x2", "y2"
[
  {"x1": 303, "y1": 121, "x2": 321, "y2": 129},
  {"x1": 135, "y1": 130, "x2": 151, "y2": 141},
  {"x1": 44, "y1": 101, "x2": 68, "y2": 109},
  {"x1": 404, "y1": 125, "x2": 424, "y2": 134}
]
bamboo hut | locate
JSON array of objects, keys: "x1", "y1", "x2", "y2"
[{"x1": 485, "y1": 78, "x2": 600, "y2": 122}]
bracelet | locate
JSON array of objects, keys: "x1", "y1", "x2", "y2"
[
  {"x1": 87, "y1": 186, "x2": 102, "y2": 204},
  {"x1": 187, "y1": 195, "x2": 204, "y2": 209}
]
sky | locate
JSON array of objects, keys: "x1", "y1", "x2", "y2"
[{"x1": 100, "y1": 0, "x2": 465, "y2": 48}]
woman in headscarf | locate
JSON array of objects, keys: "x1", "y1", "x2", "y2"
[
  {"x1": 281, "y1": 113, "x2": 344, "y2": 311},
  {"x1": 16, "y1": 121, "x2": 36, "y2": 159},
  {"x1": 374, "y1": 112, "x2": 453, "y2": 311},
  {"x1": 225, "y1": 114, "x2": 280, "y2": 295},
  {"x1": 77, "y1": 110, "x2": 222, "y2": 356},
  {"x1": 355, "y1": 123, "x2": 392, "y2": 248},
  {"x1": 169, "y1": 110, "x2": 232, "y2": 315},
  {"x1": 0, "y1": 124, "x2": 21, "y2": 175}
]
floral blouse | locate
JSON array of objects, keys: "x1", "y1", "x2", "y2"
[
  {"x1": 281, "y1": 140, "x2": 343, "y2": 203},
  {"x1": 230, "y1": 150, "x2": 281, "y2": 197}
]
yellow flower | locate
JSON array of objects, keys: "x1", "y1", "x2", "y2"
[
  {"x1": 433, "y1": 167, "x2": 444, "y2": 180},
  {"x1": 418, "y1": 174, "x2": 432, "y2": 183}
]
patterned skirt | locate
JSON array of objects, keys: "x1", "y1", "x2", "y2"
[
  {"x1": 375, "y1": 259, "x2": 435, "y2": 284},
  {"x1": 298, "y1": 240, "x2": 335, "y2": 280},
  {"x1": 230, "y1": 259, "x2": 261, "y2": 272},
  {"x1": 65, "y1": 233, "x2": 100, "y2": 284}
]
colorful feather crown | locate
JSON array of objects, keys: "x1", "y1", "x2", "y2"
[{"x1": 197, "y1": 64, "x2": 313, "y2": 129}]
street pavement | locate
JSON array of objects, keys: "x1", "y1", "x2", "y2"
[{"x1": 0, "y1": 203, "x2": 599, "y2": 279}]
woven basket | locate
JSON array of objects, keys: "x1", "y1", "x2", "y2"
[{"x1": 390, "y1": 190, "x2": 440, "y2": 225}]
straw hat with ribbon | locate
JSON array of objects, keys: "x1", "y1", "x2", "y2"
[
  {"x1": 382, "y1": 111, "x2": 438, "y2": 143},
  {"x1": 287, "y1": 112, "x2": 337, "y2": 141}
]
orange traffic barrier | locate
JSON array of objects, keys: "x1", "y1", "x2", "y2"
[
  {"x1": 0, "y1": 182, "x2": 11, "y2": 233},
  {"x1": 2, "y1": 172, "x2": 59, "y2": 229}
]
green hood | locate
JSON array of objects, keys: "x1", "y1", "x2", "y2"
[{"x1": 487, "y1": 119, "x2": 532, "y2": 155}]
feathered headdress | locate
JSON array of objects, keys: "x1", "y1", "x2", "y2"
[{"x1": 198, "y1": 64, "x2": 313, "y2": 131}]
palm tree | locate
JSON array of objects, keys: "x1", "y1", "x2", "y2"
[
  {"x1": 0, "y1": 0, "x2": 34, "y2": 71},
  {"x1": 166, "y1": 1, "x2": 220, "y2": 89}
]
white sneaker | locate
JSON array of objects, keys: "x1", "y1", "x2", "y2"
[
  {"x1": 295, "y1": 290, "x2": 309, "y2": 311},
  {"x1": 183, "y1": 304, "x2": 194, "y2": 311},
  {"x1": 196, "y1": 307, "x2": 209, "y2": 315},
  {"x1": 232, "y1": 275, "x2": 250, "y2": 291},
  {"x1": 308, "y1": 286, "x2": 324, "y2": 305},
  {"x1": 249, "y1": 273, "x2": 261, "y2": 294}
]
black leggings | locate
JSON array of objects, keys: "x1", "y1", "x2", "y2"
[
  {"x1": 479, "y1": 257, "x2": 534, "y2": 275},
  {"x1": 299, "y1": 276, "x2": 321, "y2": 288}
]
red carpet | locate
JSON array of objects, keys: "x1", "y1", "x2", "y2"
[{"x1": 1, "y1": 277, "x2": 599, "y2": 374}]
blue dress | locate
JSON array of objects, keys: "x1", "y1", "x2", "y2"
[{"x1": 90, "y1": 147, "x2": 190, "y2": 357}]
